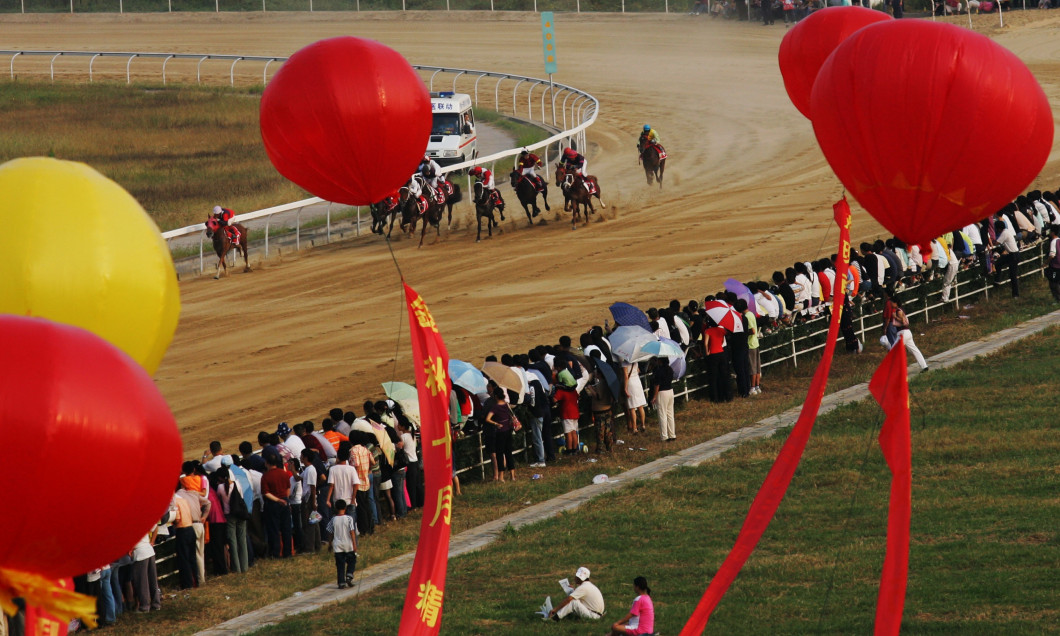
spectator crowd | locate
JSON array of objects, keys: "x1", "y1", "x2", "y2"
[{"x1": 27, "y1": 186, "x2": 1058, "y2": 633}]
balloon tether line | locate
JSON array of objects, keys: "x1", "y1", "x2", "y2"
[
  {"x1": 384, "y1": 234, "x2": 405, "y2": 388},
  {"x1": 815, "y1": 409, "x2": 884, "y2": 631}
]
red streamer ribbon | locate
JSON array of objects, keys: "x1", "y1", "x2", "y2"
[
  {"x1": 397, "y1": 283, "x2": 454, "y2": 636},
  {"x1": 679, "y1": 198, "x2": 853, "y2": 634},
  {"x1": 870, "y1": 344, "x2": 911, "y2": 636}
]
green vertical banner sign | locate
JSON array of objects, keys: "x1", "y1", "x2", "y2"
[{"x1": 541, "y1": 11, "x2": 558, "y2": 75}]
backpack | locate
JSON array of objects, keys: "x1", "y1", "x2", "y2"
[{"x1": 227, "y1": 483, "x2": 251, "y2": 521}]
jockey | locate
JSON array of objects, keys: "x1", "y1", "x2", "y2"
[
  {"x1": 212, "y1": 205, "x2": 240, "y2": 243},
  {"x1": 469, "y1": 166, "x2": 504, "y2": 211},
  {"x1": 560, "y1": 148, "x2": 594, "y2": 194},
  {"x1": 516, "y1": 149, "x2": 545, "y2": 191},
  {"x1": 417, "y1": 155, "x2": 443, "y2": 202},
  {"x1": 638, "y1": 124, "x2": 663, "y2": 160}
]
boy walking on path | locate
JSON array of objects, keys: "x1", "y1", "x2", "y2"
[{"x1": 328, "y1": 500, "x2": 358, "y2": 589}]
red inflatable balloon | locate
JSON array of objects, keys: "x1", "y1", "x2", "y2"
[
  {"x1": 811, "y1": 21, "x2": 1053, "y2": 246},
  {"x1": 260, "y1": 37, "x2": 432, "y2": 206},
  {"x1": 778, "y1": 6, "x2": 892, "y2": 119},
  {"x1": 0, "y1": 315, "x2": 183, "y2": 579}
]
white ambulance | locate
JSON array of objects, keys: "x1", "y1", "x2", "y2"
[{"x1": 427, "y1": 92, "x2": 477, "y2": 167}]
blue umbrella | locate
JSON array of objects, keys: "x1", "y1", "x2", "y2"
[
  {"x1": 660, "y1": 337, "x2": 688, "y2": 379},
  {"x1": 228, "y1": 464, "x2": 254, "y2": 512},
  {"x1": 609, "y1": 302, "x2": 652, "y2": 332},
  {"x1": 637, "y1": 339, "x2": 684, "y2": 358},
  {"x1": 588, "y1": 355, "x2": 623, "y2": 402},
  {"x1": 449, "y1": 359, "x2": 488, "y2": 395}
]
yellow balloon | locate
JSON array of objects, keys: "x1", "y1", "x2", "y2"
[{"x1": 0, "y1": 157, "x2": 180, "y2": 375}]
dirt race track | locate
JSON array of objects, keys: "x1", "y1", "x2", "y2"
[{"x1": 3, "y1": 10, "x2": 1058, "y2": 455}]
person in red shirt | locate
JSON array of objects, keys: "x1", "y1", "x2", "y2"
[
  {"x1": 704, "y1": 319, "x2": 733, "y2": 403},
  {"x1": 261, "y1": 454, "x2": 293, "y2": 558},
  {"x1": 553, "y1": 382, "x2": 581, "y2": 454}
]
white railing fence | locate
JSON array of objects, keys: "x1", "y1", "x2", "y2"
[
  {"x1": 1, "y1": 50, "x2": 599, "y2": 272},
  {"x1": 0, "y1": 0, "x2": 679, "y2": 15}
]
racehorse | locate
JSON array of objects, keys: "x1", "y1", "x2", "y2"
[
  {"x1": 370, "y1": 194, "x2": 402, "y2": 235},
  {"x1": 639, "y1": 141, "x2": 666, "y2": 188},
  {"x1": 473, "y1": 181, "x2": 500, "y2": 242},
  {"x1": 204, "y1": 216, "x2": 250, "y2": 279},
  {"x1": 413, "y1": 174, "x2": 463, "y2": 231},
  {"x1": 555, "y1": 165, "x2": 605, "y2": 229},
  {"x1": 509, "y1": 169, "x2": 550, "y2": 224},
  {"x1": 397, "y1": 184, "x2": 427, "y2": 238}
]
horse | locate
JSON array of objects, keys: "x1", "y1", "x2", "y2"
[
  {"x1": 370, "y1": 194, "x2": 402, "y2": 235},
  {"x1": 204, "y1": 216, "x2": 250, "y2": 279},
  {"x1": 639, "y1": 141, "x2": 666, "y2": 188},
  {"x1": 413, "y1": 174, "x2": 463, "y2": 230},
  {"x1": 509, "y1": 169, "x2": 550, "y2": 224},
  {"x1": 555, "y1": 165, "x2": 606, "y2": 229},
  {"x1": 396, "y1": 184, "x2": 427, "y2": 238},
  {"x1": 473, "y1": 181, "x2": 500, "y2": 242}
]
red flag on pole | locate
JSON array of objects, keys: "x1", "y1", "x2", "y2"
[
  {"x1": 679, "y1": 198, "x2": 853, "y2": 635},
  {"x1": 24, "y1": 578, "x2": 74, "y2": 636},
  {"x1": 397, "y1": 283, "x2": 454, "y2": 636},
  {"x1": 869, "y1": 343, "x2": 911, "y2": 636}
]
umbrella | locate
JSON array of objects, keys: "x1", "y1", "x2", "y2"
[
  {"x1": 449, "y1": 359, "x2": 488, "y2": 395},
  {"x1": 608, "y1": 325, "x2": 658, "y2": 363},
  {"x1": 703, "y1": 300, "x2": 745, "y2": 333},
  {"x1": 609, "y1": 302, "x2": 652, "y2": 332},
  {"x1": 724, "y1": 278, "x2": 760, "y2": 317},
  {"x1": 659, "y1": 336, "x2": 688, "y2": 379},
  {"x1": 382, "y1": 381, "x2": 418, "y2": 403},
  {"x1": 588, "y1": 355, "x2": 623, "y2": 401},
  {"x1": 637, "y1": 339, "x2": 684, "y2": 359},
  {"x1": 381, "y1": 381, "x2": 421, "y2": 425},
  {"x1": 526, "y1": 367, "x2": 551, "y2": 393},
  {"x1": 228, "y1": 465, "x2": 254, "y2": 513},
  {"x1": 482, "y1": 361, "x2": 527, "y2": 398}
]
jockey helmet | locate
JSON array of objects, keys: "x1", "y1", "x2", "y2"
[
  {"x1": 213, "y1": 205, "x2": 223, "y2": 215},
  {"x1": 564, "y1": 148, "x2": 576, "y2": 158},
  {"x1": 643, "y1": 124, "x2": 651, "y2": 132},
  {"x1": 469, "y1": 166, "x2": 482, "y2": 176}
]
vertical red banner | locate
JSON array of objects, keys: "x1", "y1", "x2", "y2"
[
  {"x1": 680, "y1": 198, "x2": 852, "y2": 635},
  {"x1": 397, "y1": 282, "x2": 454, "y2": 636},
  {"x1": 24, "y1": 578, "x2": 74, "y2": 636},
  {"x1": 869, "y1": 344, "x2": 911, "y2": 636}
]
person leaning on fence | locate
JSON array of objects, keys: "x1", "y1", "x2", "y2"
[
  {"x1": 584, "y1": 358, "x2": 617, "y2": 452},
  {"x1": 1046, "y1": 225, "x2": 1060, "y2": 302}
]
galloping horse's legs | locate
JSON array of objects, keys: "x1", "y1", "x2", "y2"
[{"x1": 241, "y1": 240, "x2": 251, "y2": 273}]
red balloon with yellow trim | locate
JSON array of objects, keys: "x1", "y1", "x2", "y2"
[
  {"x1": 810, "y1": 21, "x2": 1053, "y2": 245},
  {"x1": 260, "y1": 36, "x2": 432, "y2": 206},
  {"x1": 0, "y1": 315, "x2": 183, "y2": 579}
]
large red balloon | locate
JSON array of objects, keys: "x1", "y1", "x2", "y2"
[
  {"x1": 0, "y1": 315, "x2": 183, "y2": 579},
  {"x1": 778, "y1": 6, "x2": 892, "y2": 119},
  {"x1": 260, "y1": 37, "x2": 432, "y2": 206},
  {"x1": 811, "y1": 21, "x2": 1053, "y2": 246}
]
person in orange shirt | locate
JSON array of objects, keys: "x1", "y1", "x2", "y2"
[{"x1": 321, "y1": 418, "x2": 348, "y2": 452}]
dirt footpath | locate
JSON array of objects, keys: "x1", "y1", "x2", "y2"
[{"x1": 3, "y1": 11, "x2": 1058, "y2": 454}]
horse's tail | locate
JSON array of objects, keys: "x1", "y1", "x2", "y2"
[{"x1": 449, "y1": 182, "x2": 462, "y2": 204}]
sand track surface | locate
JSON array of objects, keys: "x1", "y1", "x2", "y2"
[{"x1": 3, "y1": 11, "x2": 1058, "y2": 454}]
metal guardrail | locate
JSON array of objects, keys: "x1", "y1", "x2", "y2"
[
  {"x1": 0, "y1": 0, "x2": 677, "y2": 14},
  {"x1": 0, "y1": 50, "x2": 599, "y2": 272}
]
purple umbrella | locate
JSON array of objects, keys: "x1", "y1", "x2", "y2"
[
  {"x1": 609, "y1": 302, "x2": 652, "y2": 332},
  {"x1": 725, "y1": 278, "x2": 760, "y2": 317}
]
